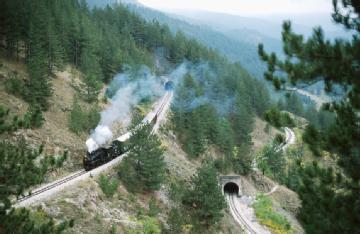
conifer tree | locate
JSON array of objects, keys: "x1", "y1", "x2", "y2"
[
  {"x1": 258, "y1": 1, "x2": 360, "y2": 232},
  {"x1": 118, "y1": 124, "x2": 166, "y2": 192},
  {"x1": 0, "y1": 139, "x2": 70, "y2": 233},
  {"x1": 80, "y1": 48, "x2": 102, "y2": 102},
  {"x1": 182, "y1": 162, "x2": 226, "y2": 229},
  {"x1": 45, "y1": 17, "x2": 64, "y2": 75}
]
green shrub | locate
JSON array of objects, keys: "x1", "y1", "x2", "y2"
[
  {"x1": 303, "y1": 124, "x2": 322, "y2": 156},
  {"x1": 253, "y1": 194, "x2": 291, "y2": 234},
  {"x1": 148, "y1": 197, "x2": 160, "y2": 217},
  {"x1": 69, "y1": 98, "x2": 85, "y2": 134},
  {"x1": 24, "y1": 104, "x2": 45, "y2": 128},
  {"x1": 98, "y1": 174, "x2": 119, "y2": 198},
  {"x1": 68, "y1": 97, "x2": 100, "y2": 134},
  {"x1": 4, "y1": 72, "x2": 25, "y2": 97},
  {"x1": 126, "y1": 216, "x2": 161, "y2": 234},
  {"x1": 86, "y1": 105, "x2": 100, "y2": 131},
  {"x1": 264, "y1": 107, "x2": 295, "y2": 128}
]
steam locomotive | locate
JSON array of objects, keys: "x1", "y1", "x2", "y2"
[{"x1": 83, "y1": 89, "x2": 170, "y2": 171}]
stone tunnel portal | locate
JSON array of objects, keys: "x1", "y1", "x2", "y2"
[{"x1": 224, "y1": 182, "x2": 240, "y2": 195}]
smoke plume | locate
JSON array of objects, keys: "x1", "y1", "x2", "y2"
[{"x1": 86, "y1": 64, "x2": 188, "y2": 152}]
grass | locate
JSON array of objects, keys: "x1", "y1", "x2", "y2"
[{"x1": 253, "y1": 194, "x2": 292, "y2": 234}]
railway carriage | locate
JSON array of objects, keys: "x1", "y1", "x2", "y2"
[{"x1": 83, "y1": 92, "x2": 167, "y2": 171}]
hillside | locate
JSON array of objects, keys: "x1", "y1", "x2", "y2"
[
  {"x1": 2, "y1": 0, "x2": 359, "y2": 233},
  {"x1": 1, "y1": 55, "x2": 300, "y2": 234},
  {"x1": 0, "y1": 57, "x2": 97, "y2": 178},
  {"x1": 170, "y1": 10, "x2": 353, "y2": 40},
  {"x1": 123, "y1": 4, "x2": 268, "y2": 80},
  {"x1": 0, "y1": 0, "x2": 285, "y2": 233}
]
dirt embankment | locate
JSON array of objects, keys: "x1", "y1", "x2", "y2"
[
  {"x1": 0, "y1": 57, "x2": 100, "y2": 179},
  {"x1": 1, "y1": 55, "x2": 302, "y2": 233}
]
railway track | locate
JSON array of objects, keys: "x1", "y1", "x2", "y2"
[
  {"x1": 227, "y1": 194, "x2": 257, "y2": 234},
  {"x1": 15, "y1": 91, "x2": 173, "y2": 207},
  {"x1": 17, "y1": 170, "x2": 87, "y2": 203}
]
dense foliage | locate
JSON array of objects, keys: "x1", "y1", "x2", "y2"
[
  {"x1": 264, "y1": 107, "x2": 294, "y2": 128},
  {"x1": 118, "y1": 124, "x2": 165, "y2": 193},
  {"x1": 0, "y1": 0, "x2": 218, "y2": 121},
  {"x1": 171, "y1": 63, "x2": 270, "y2": 174},
  {"x1": 0, "y1": 137, "x2": 70, "y2": 232},
  {"x1": 257, "y1": 144, "x2": 286, "y2": 182},
  {"x1": 68, "y1": 96, "x2": 100, "y2": 134},
  {"x1": 182, "y1": 163, "x2": 226, "y2": 229},
  {"x1": 1, "y1": 0, "x2": 272, "y2": 175},
  {"x1": 166, "y1": 162, "x2": 226, "y2": 233},
  {"x1": 258, "y1": 1, "x2": 360, "y2": 232}
]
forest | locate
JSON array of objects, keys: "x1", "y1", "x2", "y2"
[
  {"x1": 0, "y1": 0, "x2": 269, "y2": 232},
  {"x1": 0, "y1": 0, "x2": 359, "y2": 233}
]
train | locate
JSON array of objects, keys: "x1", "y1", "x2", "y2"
[{"x1": 83, "y1": 86, "x2": 172, "y2": 171}]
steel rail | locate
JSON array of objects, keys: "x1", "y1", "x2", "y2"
[
  {"x1": 228, "y1": 194, "x2": 257, "y2": 234},
  {"x1": 16, "y1": 91, "x2": 173, "y2": 205}
]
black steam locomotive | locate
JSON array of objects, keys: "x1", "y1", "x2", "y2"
[
  {"x1": 83, "y1": 133, "x2": 131, "y2": 171},
  {"x1": 83, "y1": 89, "x2": 170, "y2": 171}
]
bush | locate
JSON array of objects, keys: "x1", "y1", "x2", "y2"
[
  {"x1": 280, "y1": 112, "x2": 295, "y2": 127},
  {"x1": 86, "y1": 106, "x2": 100, "y2": 131},
  {"x1": 69, "y1": 98, "x2": 85, "y2": 134},
  {"x1": 24, "y1": 104, "x2": 45, "y2": 128},
  {"x1": 253, "y1": 194, "x2": 291, "y2": 234},
  {"x1": 303, "y1": 124, "x2": 322, "y2": 156},
  {"x1": 98, "y1": 174, "x2": 119, "y2": 198},
  {"x1": 127, "y1": 216, "x2": 161, "y2": 234},
  {"x1": 5, "y1": 72, "x2": 25, "y2": 97},
  {"x1": 68, "y1": 97, "x2": 100, "y2": 134},
  {"x1": 264, "y1": 107, "x2": 295, "y2": 128},
  {"x1": 148, "y1": 197, "x2": 160, "y2": 217}
]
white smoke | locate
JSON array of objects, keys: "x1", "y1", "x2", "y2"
[
  {"x1": 91, "y1": 125, "x2": 113, "y2": 146},
  {"x1": 87, "y1": 64, "x2": 188, "y2": 153}
]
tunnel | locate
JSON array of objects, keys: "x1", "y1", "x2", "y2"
[{"x1": 224, "y1": 182, "x2": 240, "y2": 195}]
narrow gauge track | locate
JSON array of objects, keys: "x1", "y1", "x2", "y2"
[
  {"x1": 227, "y1": 194, "x2": 257, "y2": 234},
  {"x1": 16, "y1": 91, "x2": 172, "y2": 206},
  {"x1": 17, "y1": 170, "x2": 87, "y2": 202}
]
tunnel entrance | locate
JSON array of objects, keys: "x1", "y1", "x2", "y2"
[{"x1": 224, "y1": 182, "x2": 239, "y2": 194}]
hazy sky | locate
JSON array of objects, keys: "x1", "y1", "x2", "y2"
[{"x1": 138, "y1": 0, "x2": 333, "y2": 16}]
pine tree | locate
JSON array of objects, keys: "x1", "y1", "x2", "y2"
[
  {"x1": 45, "y1": 17, "x2": 64, "y2": 75},
  {"x1": 0, "y1": 138, "x2": 70, "y2": 233},
  {"x1": 182, "y1": 162, "x2": 226, "y2": 229},
  {"x1": 80, "y1": 47, "x2": 102, "y2": 102},
  {"x1": 68, "y1": 97, "x2": 85, "y2": 134},
  {"x1": 258, "y1": 144, "x2": 286, "y2": 181},
  {"x1": 231, "y1": 93, "x2": 254, "y2": 146},
  {"x1": 118, "y1": 124, "x2": 166, "y2": 192},
  {"x1": 26, "y1": 18, "x2": 52, "y2": 110},
  {"x1": 258, "y1": 1, "x2": 360, "y2": 232}
]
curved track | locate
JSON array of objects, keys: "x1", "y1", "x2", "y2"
[
  {"x1": 275, "y1": 127, "x2": 296, "y2": 152},
  {"x1": 227, "y1": 194, "x2": 257, "y2": 234},
  {"x1": 15, "y1": 91, "x2": 173, "y2": 207}
]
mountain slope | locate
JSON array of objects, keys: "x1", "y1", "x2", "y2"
[{"x1": 125, "y1": 4, "x2": 267, "y2": 79}]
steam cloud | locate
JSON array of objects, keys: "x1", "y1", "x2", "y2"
[
  {"x1": 86, "y1": 64, "x2": 188, "y2": 152},
  {"x1": 171, "y1": 62, "x2": 237, "y2": 115}
]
